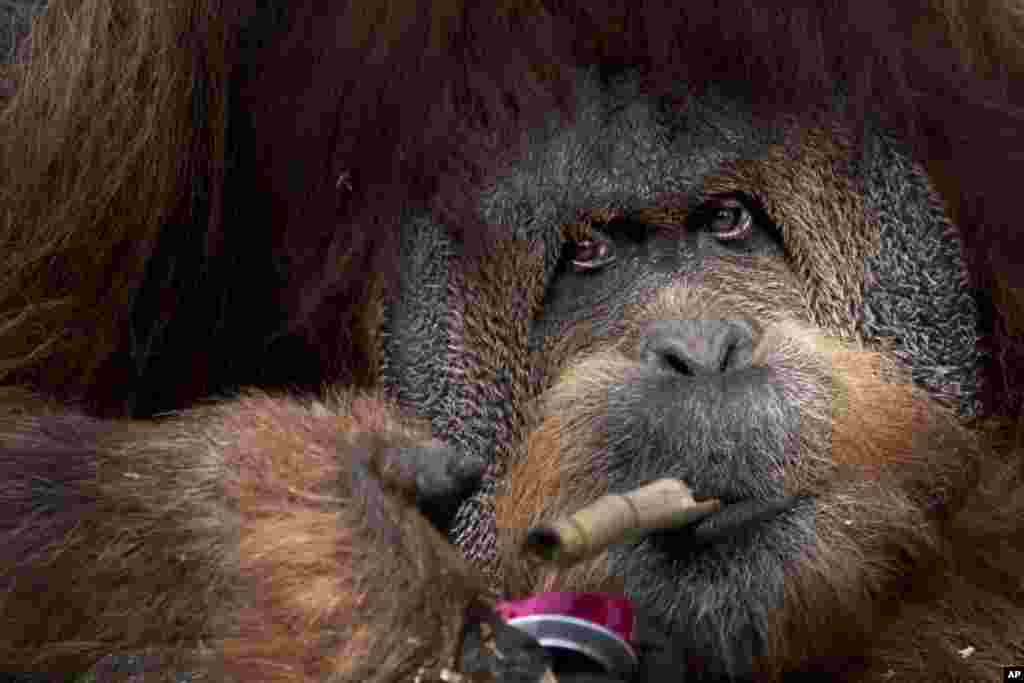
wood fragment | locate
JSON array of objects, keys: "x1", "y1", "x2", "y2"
[{"x1": 523, "y1": 478, "x2": 721, "y2": 566}]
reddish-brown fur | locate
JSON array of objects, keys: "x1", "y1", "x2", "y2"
[
  {"x1": 2, "y1": 0, "x2": 1024, "y2": 415},
  {"x1": 1, "y1": 1, "x2": 1023, "y2": 682},
  {"x1": 0, "y1": 390, "x2": 484, "y2": 681}
]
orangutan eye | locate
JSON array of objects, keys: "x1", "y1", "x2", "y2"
[
  {"x1": 569, "y1": 236, "x2": 616, "y2": 272},
  {"x1": 701, "y1": 196, "x2": 754, "y2": 242}
]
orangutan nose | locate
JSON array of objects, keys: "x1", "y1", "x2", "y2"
[{"x1": 639, "y1": 320, "x2": 755, "y2": 376}]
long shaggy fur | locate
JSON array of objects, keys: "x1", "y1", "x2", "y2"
[
  {"x1": 1, "y1": 0, "x2": 1024, "y2": 415},
  {"x1": 0, "y1": 390, "x2": 483, "y2": 681},
  {"x1": 0, "y1": 1, "x2": 1022, "y2": 682}
]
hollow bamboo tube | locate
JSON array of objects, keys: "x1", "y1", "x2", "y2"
[{"x1": 523, "y1": 478, "x2": 721, "y2": 566}]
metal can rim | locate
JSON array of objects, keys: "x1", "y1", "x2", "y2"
[{"x1": 506, "y1": 613, "x2": 638, "y2": 680}]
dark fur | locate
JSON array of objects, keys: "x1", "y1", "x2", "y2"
[
  {"x1": 2, "y1": 0, "x2": 1023, "y2": 415},
  {"x1": 0, "y1": 1, "x2": 1023, "y2": 682}
]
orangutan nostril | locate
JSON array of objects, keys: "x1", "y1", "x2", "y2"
[{"x1": 639, "y1": 320, "x2": 755, "y2": 376}]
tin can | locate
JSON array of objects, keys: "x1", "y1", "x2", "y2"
[{"x1": 497, "y1": 592, "x2": 638, "y2": 680}]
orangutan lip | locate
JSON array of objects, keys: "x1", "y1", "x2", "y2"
[{"x1": 685, "y1": 494, "x2": 806, "y2": 546}]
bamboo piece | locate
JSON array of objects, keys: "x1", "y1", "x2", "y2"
[{"x1": 523, "y1": 478, "x2": 722, "y2": 566}]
